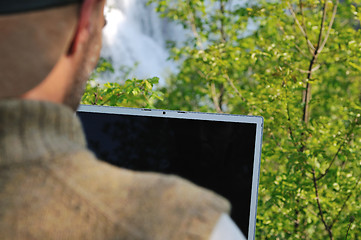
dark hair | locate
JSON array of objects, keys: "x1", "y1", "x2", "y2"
[{"x1": 0, "y1": 0, "x2": 82, "y2": 14}]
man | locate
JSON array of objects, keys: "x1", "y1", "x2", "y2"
[{"x1": 0, "y1": 0, "x2": 245, "y2": 239}]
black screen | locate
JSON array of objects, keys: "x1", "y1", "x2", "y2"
[{"x1": 77, "y1": 111, "x2": 257, "y2": 236}]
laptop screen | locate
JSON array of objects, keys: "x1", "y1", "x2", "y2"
[{"x1": 77, "y1": 105, "x2": 263, "y2": 239}]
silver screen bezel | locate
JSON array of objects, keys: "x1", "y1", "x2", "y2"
[{"x1": 77, "y1": 104, "x2": 263, "y2": 240}]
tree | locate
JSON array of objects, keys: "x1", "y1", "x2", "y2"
[
  {"x1": 83, "y1": 0, "x2": 361, "y2": 238},
  {"x1": 81, "y1": 58, "x2": 163, "y2": 108},
  {"x1": 149, "y1": 0, "x2": 361, "y2": 239}
]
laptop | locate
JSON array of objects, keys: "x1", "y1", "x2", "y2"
[{"x1": 76, "y1": 105, "x2": 263, "y2": 239}]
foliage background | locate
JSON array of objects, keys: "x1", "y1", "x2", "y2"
[{"x1": 82, "y1": 0, "x2": 361, "y2": 238}]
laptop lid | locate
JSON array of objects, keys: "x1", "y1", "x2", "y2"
[{"x1": 76, "y1": 105, "x2": 263, "y2": 239}]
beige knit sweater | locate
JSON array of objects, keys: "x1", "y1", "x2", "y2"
[{"x1": 0, "y1": 100, "x2": 230, "y2": 240}]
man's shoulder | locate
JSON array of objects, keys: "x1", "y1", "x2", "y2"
[{"x1": 53, "y1": 150, "x2": 231, "y2": 239}]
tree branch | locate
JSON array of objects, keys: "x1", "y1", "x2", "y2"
[
  {"x1": 302, "y1": 78, "x2": 312, "y2": 122},
  {"x1": 288, "y1": 2, "x2": 315, "y2": 54},
  {"x1": 302, "y1": 0, "x2": 330, "y2": 123},
  {"x1": 318, "y1": 0, "x2": 339, "y2": 54},
  {"x1": 316, "y1": 142, "x2": 343, "y2": 181},
  {"x1": 298, "y1": 0, "x2": 314, "y2": 54},
  {"x1": 312, "y1": 169, "x2": 334, "y2": 239},
  {"x1": 316, "y1": 1, "x2": 328, "y2": 52},
  {"x1": 345, "y1": 221, "x2": 352, "y2": 240},
  {"x1": 93, "y1": 87, "x2": 101, "y2": 105},
  {"x1": 219, "y1": 0, "x2": 227, "y2": 43},
  {"x1": 218, "y1": 83, "x2": 225, "y2": 110},
  {"x1": 224, "y1": 73, "x2": 246, "y2": 102},
  {"x1": 316, "y1": 116, "x2": 358, "y2": 180},
  {"x1": 295, "y1": 44, "x2": 311, "y2": 59},
  {"x1": 186, "y1": 0, "x2": 204, "y2": 49},
  {"x1": 296, "y1": 64, "x2": 321, "y2": 74},
  {"x1": 330, "y1": 177, "x2": 360, "y2": 229},
  {"x1": 210, "y1": 82, "x2": 223, "y2": 113},
  {"x1": 345, "y1": 216, "x2": 355, "y2": 240},
  {"x1": 285, "y1": 92, "x2": 300, "y2": 149}
]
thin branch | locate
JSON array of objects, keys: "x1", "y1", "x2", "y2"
[
  {"x1": 294, "y1": 199, "x2": 300, "y2": 232},
  {"x1": 302, "y1": 0, "x2": 330, "y2": 123},
  {"x1": 186, "y1": 0, "x2": 203, "y2": 49},
  {"x1": 210, "y1": 82, "x2": 223, "y2": 113},
  {"x1": 346, "y1": 216, "x2": 355, "y2": 240},
  {"x1": 218, "y1": 83, "x2": 225, "y2": 110},
  {"x1": 318, "y1": 0, "x2": 339, "y2": 53},
  {"x1": 93, "y1": 92, "x2": 99, "y2": 105},
  {"x1": 93, "y1": 87, "x2": 101, "y2": 105},
  {"x1": 295, "y1": 44, "x2": 311, "y2": 59},
  {"x1": 316, "y1": 142, "x2": 344, "y2": 181},
  {"x1": 224, "y1": 73, "x2": 246, "y2": 101},
  {"x1": 312, "y1": 169, "x2": 334, "y2": 239},
  {"x1": 219, "y1": 0, "x2": 227, "y2": 43},
  {"x1": 316, "y1": 117, "x2": 358, "y2": 180},
  {"x1": 101, "y1": 92, "x2": 124, "y2": 106},
  {"x1": 307, "y1": 206, "x2": 319, "y2": 218},
  {"x1": 330, "y1": 177, "x2": 360, "y2": 229},
  {"x1": 316, "y1": 1, "x2": 328, "y2": 52},
  {"x1": 299, "y1": 0, "x2": 306, "y2": 30},
  {"x1": 142, "y1": 92, "x2": 153, "y2": 107},
  {"x1": 299, "y1": 0, "x2": 313, "y2": 53},
  {"x1": 302, "y1": 79, "x2": 312, "y2": 122},
  {"x1": 286, "y1": 93, "x2": 300, "y2": 149},
  {"x1": 331, "y1": 193, "x2": 352, "y2": 229},
  {"x1": 296, "y1": 64, "x2": 321, "y2": 74},
  {"x1": 197, "y1": 69, "x2": 207, "y2": 79},
  {"x1": 288, "y1": 2, "x2": 315, "y2": 54},
  {"x1": 345, "y1": 221, "x2": 352, "y2": 240}
]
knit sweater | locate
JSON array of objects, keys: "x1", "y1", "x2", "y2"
[{"x1": 0, "y1": 100, "x2": 230, "y2": 240}]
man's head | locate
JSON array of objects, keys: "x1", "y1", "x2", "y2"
[{"x1": 0, "y1": 0, "x2": 106, "y2": 110}]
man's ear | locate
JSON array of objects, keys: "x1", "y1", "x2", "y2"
[{"x1": 68, "y1": 0, "x2": 97, "y2": 55}]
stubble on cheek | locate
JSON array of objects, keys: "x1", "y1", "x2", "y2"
[{"x1": 63, "y1": 26, "x2": 103, "y2": 111}]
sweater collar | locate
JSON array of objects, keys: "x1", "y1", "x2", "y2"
[{"x1": 0, "y1": 99, "x2": 86, "y2": 165}]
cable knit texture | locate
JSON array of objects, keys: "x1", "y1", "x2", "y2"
[{"x1": 0, "y1": 100, "x2": 230, "y2": 240}]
